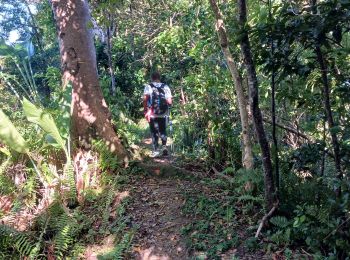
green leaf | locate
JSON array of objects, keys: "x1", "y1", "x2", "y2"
[
  {"x1": 0, "y1": 146, "x2": 11, "y2": 156},
  {"x1": 293, "y1": 217, "x2": 300, "y2": 228},
  {"x1": 306, "y1": 237, "x2": 312, "y2": 246},
  {"x1": 0, "y1": 109, "x2": 28, "y2": 153},
  {"x1": 270, "y1": 216, "x2": 289, "y2": 229},
  {"x1": 22, "y1": 98, "x2": 66, "y2": 152},
  {"x1": 45, "y1": 134, "x2": 63, "y2": 148},
  {"x1": 222, "y1": 167, "x2": 235, "y2": 174},
  {"x1": 330, "y1": 126, "x2": 341, "y2": 135},
  {"x1": 0, "y1": 39, "x2": 26, "y2": 57}
]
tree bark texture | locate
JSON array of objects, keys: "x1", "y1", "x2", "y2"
[
  {"x1": 51, "y1": 0, "x2": 128, "y2": 163},
  {"x1": 268, "y1": 0, "x2": 280, "y2": 193},
  {"x1": 209, "y1": 0, "x2": 254, "y2": 170},
  {"x1": 310, "y1": 0, "x2": 342, "y2": 193},
  {"x1": 315, "y1": 47, "x2": 342, "y2": 181},
  {"x1": 237, "y1": 0, "x2": 276, "y2": 210}
]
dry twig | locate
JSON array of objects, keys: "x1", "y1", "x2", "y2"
[{"x1": 255, "y1": 200, "x2": 279, "y2": 238}]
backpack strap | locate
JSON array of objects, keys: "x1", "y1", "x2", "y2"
[
  {"x1": 147, "y1": 83, "x2": 154, "y2": 108},
  {"x1": 149, "y1": 83, "x2": 165, "y2": 89}
]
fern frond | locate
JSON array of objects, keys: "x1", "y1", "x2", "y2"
[
  {"x1": 52, "y1": 213, "x2": 77, "y2": 259},
  {"x1": 305, "y1": 205, "x2": 318, "y2": 217},
  {"x1": 98, "y1": 231, "x2": 134, "y2": 260},
  {"x1": 30, "y1": 216, "x2": 50, "y2": 258},
  {"x1": 93, "y1": 140, "x2": 120, "y2": 173},
  {"x1": 270, "y1": 216, "x2": 290, "y2": 229},
  {"x1": 237, "y1": 194, "x2": 263, "y2": 202},
  {"x1": 0, "y1": 225, "x2": 36, "y2": 257},
  {"x1": 270, "y1": 230, "x2": 288, "y2": 246},
  {"x1": 101, "y1": 189, "x2": 115, "y2": 231},
  {"x1": 111, "y1": 232, "x2": 133, "y2": 259},
  {"x1": 64, "y1": 163, "x2": 77, "y2": 204}
]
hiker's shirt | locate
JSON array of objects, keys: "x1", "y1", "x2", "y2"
[{"x1": 144, "y1": 82, "x2": 172, "y2": 118}]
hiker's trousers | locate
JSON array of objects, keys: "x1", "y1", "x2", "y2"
[{"x1": 149, "y1": 117, "x2": 167, "y2": 150}]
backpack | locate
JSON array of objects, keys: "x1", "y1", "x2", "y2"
[{"x1": 149, "y1": 83, "x2": 168, "y2": 115}]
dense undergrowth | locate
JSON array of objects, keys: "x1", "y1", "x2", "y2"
[
  {"x1": 0, "y1": 79, "x2": 144, "y2": 258},
  {"x1": 0, "y1": 134, "x2": 140, "y2": 259},
  {"x1": 181, "y1": 167, "x2": 350, "y2": 259}
]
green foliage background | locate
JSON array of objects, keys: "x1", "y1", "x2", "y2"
[{"x1": 0, "y1": 0, "x2": 349, "y2": 258}]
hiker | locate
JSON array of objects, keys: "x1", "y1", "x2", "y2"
[{"x1": 143, "y1": 72, "x2": 172, "y2": 156}]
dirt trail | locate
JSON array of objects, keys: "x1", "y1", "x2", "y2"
[
  {"x1": 128, "y1": 172, "x2": 192, "y2": 259},
  {"x1": 126, "y1": 139, "x2": 197, "y2": 259},
  {"x1": 125, "y1": 138, "x2": 269, "y2": 260}
]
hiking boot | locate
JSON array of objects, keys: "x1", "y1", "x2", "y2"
[{"x1": 161, "y1": 145, "x2": 168, "y2": 156}]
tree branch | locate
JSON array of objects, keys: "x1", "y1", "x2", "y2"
[
  {"x1": 255, "y1": 200, "x2": 279, "y2": 238},
  {"x1": 262, "y1": 117, "x2": 311, "y2": 141}
]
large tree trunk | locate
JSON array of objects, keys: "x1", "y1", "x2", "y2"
[
  {"x1": 51, "y1": 0, "x2": 128, "y2": 164},
  {"x1": 209, "y1": 0, "x2": 254, "y2": 170},
  {"x1": 237, "y1": 0, "x2": 276, "y2": 210}
]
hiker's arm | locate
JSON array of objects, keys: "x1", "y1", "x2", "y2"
[
  {"x1": 143, "y1": 84, "x2": 152, "y2": 113},
  {"x1": 143, "y1": 95, "x2": 150, "y2": 113},
  {"x1": 143, "y1": 94, "x2": 152, "y2": 122},
  {"x1": 164, "y1": 85, "x2": 172, "y2": 106}
]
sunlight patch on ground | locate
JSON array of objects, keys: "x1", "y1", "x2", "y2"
[
  {"x1": 134, "y1": 246, "x2": 171, "y2": 260},
  {"x1": 153, "y1": 158, "x2": 168, "y2": 163},
  {"x1": 84, "y1": 234, "x2": 116, "y2": 259},
  {"x1": 82, "y1": 191, "x2": 130, "y2": 259},
  {"x1": 110, "y1": 190, "x2": 130, "y2": 217}
]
